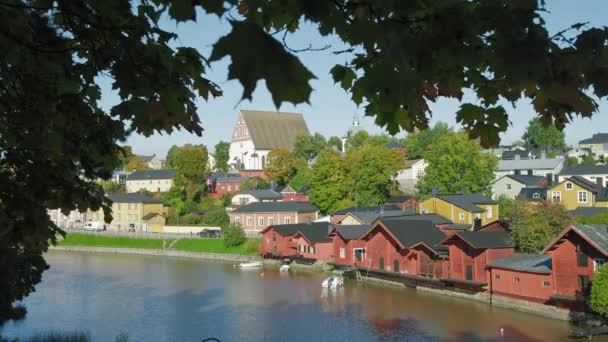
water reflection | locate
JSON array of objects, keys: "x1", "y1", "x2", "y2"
[{"x1": 0, "y1": 251, "x2": 601, "y2": 342}]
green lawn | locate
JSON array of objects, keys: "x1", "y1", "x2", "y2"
[
  {"x1": 172, "y1": 238, "x2": 260, "y2": 255},
  {"x1": 59, "y1": 233, "x2": 168, "y2": 249}
]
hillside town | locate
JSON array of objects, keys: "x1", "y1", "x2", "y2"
[{"x1": 46, "y1": 109, "x2": 608, "y2": 322}]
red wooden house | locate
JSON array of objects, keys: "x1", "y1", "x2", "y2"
[
  {"x1": 291, "y1": 223, "x2": 335, "y2": 261},
  {"x1": 354, "y1": 219, "x2": 449, "y2": 278},
  {"x1": 331, "y1": 225, "x2": 369, "y2": 267},
  {"x1": 259, "y1": 224, "x2": 300, "y2": 257},
  {"x1": 487, "y1": 253, "x2": 554, "y2": 303},
  {"x1": 476, "y1": 220, "x2": 510, "y2": 232},
  {"x1": 441, "y1": 231, "x2": 516, "y2": 290},
  {"x1": 279, "y1": 185, "x2": 310, "y2": 202},
  {"x1": 386, "y1": 195, "x2": 419, "y2": 215},
  {"x1": 542, "y1": 224, "x2": 608, "y2": 310}
]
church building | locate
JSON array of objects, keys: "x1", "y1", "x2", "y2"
[{"x1": 229, "y1": 110, "x2": 310, "y2": 171}]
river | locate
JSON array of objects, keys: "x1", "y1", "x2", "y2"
[{"x1": 0, "y1": 251, "x2": 600, "y2": 341}]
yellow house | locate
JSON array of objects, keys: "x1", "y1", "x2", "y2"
[
  {"x1": 419, "y1": 194, "x2": 498, "y2": 226},
  {"x1": 90, "y1": 193, "x2": 165, "y2": 232},
  {"x1": 548, "y1": 176, "x2": 608, "y2": 210}
]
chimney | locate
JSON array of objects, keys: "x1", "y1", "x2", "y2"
[
  {"x1": 546, "y1": 173, "x2": 553, "y2": 186},
  {"x1": 554, "y1": 174, "x2": 559, "y2": 185},
  {"x1": 474, "y1": 218, "x2": 482, "y2": 230},
  {"x1": 306, "y1": 216, "x2": 312, "y2": 225}
]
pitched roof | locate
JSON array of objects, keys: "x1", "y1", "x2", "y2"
[
  {"x1": 334, "y1": 224, "x2": 370, "y2": 240},
  {"x1": 569, "y1": 225, "x2": 608, "y2": 255},
  {"x1": 518, "y1": 187, "x2": 547, "y2": 201},
  {"x1": 560, "y1": 176, "x2": 608, "y2": 200},
  {"x1": 240, "y1": 110, "x2": 310, "y2": 150},
  {"x1": 504, "y1": 175, "x2": 546, "y2": 186},
  {"x1": 137, "y1": 155, "x2": 155, "y2": 163},
  {"x1": 232, "y1": 201, "x2": 318, "y2": 213},
  {"x1": 342, "y1": 210, "x2": 406, "y2": 225},
  {"x1": 142, "y1": 212, "x2": 159, "y2": 220},
  {"x1": 403, "y1": 159, "x2": 423, "y2": 168},
  {"x1": 267, "y1": 223, "x2": 321, "y2": 236},
  {"x1": 374, "y1": 220, "x2": 447, "y2": 252},
  {"x1": 497, "y1": 158, "x2": 563, "y2": 171},
  {"x1": 383, "y1": 213, "x2": 453, "y2": 225},
  {"x1": 107, "y1": 193, "x2": 164, "y2": 204},
  {"x1": 447, "y1": 231, "x2": 515, "y2": 249},
  {"x1": 579, "y1": 133, "x2": 608, "y2": 145},
  {"x1": 436, "y1": 194, "x2": 497, "y2": 213},
  {"x1": 127, "y1": 169, "x2": 175, "y2": 181},
  {"x1": 501, "y1": 150, "x2": 532, "y2": 160},
  {"x1": 293, "y1": 223, "x2": 333, "y2": 243},
  {"x1": 237, "y1": 189, "x2": 282, "y2": 200},
  {"x1": 387, "y1": 195, "x2": 414, "y2": 203},
  {"x1": 570, "y1": 207, "x2": 608, "y2": 218},
  {"x1": 443, "y1": 223, "x2": 472, "y2": 230},
  {"x1": 208, "y1": 171, "x2": 250, "y2": 183},
  {"x1": 332, "y1": 205, "x2": 403, "y2": 215},
  {"x1": 560, "y1": 165, "x2": 608, "y2": 176},
  {"x1": 488, "y1": 253, "x2": 552, "y2": 274}
]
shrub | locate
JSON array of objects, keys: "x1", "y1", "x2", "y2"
[
  {"x1": 590, "y1": 264, "x2": 608, "y2": 317},
  {"x1": 243, "y1": 239, "x2": 261, "y2": 254},
  {"x1": 223, "y1": 223, "x2": 245, "y2": 247},
  {"x1": 25, "y1": 331, "x2": 90, "y2": 342},
  {"x1": 201, "y1": 208, "x2": 229, "y2": 228}
]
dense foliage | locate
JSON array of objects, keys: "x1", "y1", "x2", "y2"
[
  {"x1": 417, "y1": 132, "x2": 497, "y2": 196},
  {"x1": 263, "y1": 149, "x2": 296, "y2": 185},
  {"x1": 509, "y1": 200, "x2": 574, "y2": 253},
  {"x1": 213, "y1": 141, "x2": 230, "y2": 172},
  {"x1": 522, "y1": 118, "x2": 566, "y2": 150},
  {"x1": 574, "y1": 211, "x2": 608, "y2": 225},
  {"x1": 223, "y1": 223, "x2": 246, "y2": 248},
  {"x1": 292, "y1": 133, "x2": 328, "y2": 161},
  {"x1": 171, "y1": 144, "x2": 210, "y2": 198},
  {"x1": 404, "y1": 123, "x2": 453, "y2": 159},
  {"x1": 590, "y1": 264, "x2": 608, "y2": 317},
  {"x1": 497, "y1": 195, "x2": 516, "y2": 219}
]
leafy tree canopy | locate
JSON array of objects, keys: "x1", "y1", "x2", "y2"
[
  {"x1": 308, "y1": 149, "x2": 350, "y2": 213},
  {"x1": 590, "y1": 264, "x2": 608, "y2": 317},
  {"x1": 327, "y1": 136, "x2": 343, "y2": 152},
  {"x1": 263, "y1": 149, "x2": 296, "y2": 185},
  {"x1": 214, "y1": 141, "x2": 230, "y2": 172},
  {"x1": 416, "y1": 132, "x2": 497, "y2": 196},
  {"x1": 289, "y1": 167, "x2": 313, "y2": 193},
  {"x1": 172, "y1": 144, "x2": 210, "y2": 198},
  {"x1": 404, "y1": 122, "x2": 453, "y2": 159},
  {"x1": 575, "y1": 211, "x2": 608, "y2": 225},
  {"x1": 522, "y1": 118, "x2": 566, "y2": 150},
  {"x1": 509, "y1": 200, "x2": 573, "y2": 253},
  {"x1": 292, "y1": 133, "x2": 327, "y2": 161},
  {"x1": 497, "y1": 195, "x2": 516, "y2": 219},
  {"x1": 165, "y1": 145, "x2": 180, "y2": 169},
  {"x1": 125, "y1": 156, "x2": 150, "y2": 172},
  {"x1": 239, "y1": 176, "x2": 270, "y2": 190}
]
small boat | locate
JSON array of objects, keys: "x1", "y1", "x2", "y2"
[
  {"x1": 321, "y1": 276, "x2": 344, "y2": 289},
  {"x1": 279, "y1": 264, "x2": 290, "y2": 272},
  {"x1": 238, "y1": 261, "x2": 263, "y2": 268}
]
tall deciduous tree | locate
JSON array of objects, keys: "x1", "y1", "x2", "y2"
[
  {"x1": 404, "y1": 122, "x2": 453, "y2": 159},
  {"x1": 214, "y1": 141, "x2": 230, "y2": 172},
  {"x1": 345, "y1": 130, "x2": 370, "y2": 150},
  {"x1": 309, "y1": 149, "x2": 350, "y2": 213},
  {"x1": 264, "y1": 149, "x2": 296, "y2": 185},
  {"x1": 125, "y1": 156, "x2": 150, "y2": 172},
  {"x1": 345, "y1": 144, "x2": 404, "y2": 206},
  {"x1": 172, "y1": 144, "x2": 210, "y2": 198},
  {"x1": 590, "y1": 265, "x2": 608, "y2": 317},
  {"x1": 509, "y1": 200, "x2": 573, "y2": 253},
  {"x1": 522, "y1": 118, "x2": 566, "y2": 150},
  {"x1": 292, "y1": 133, "x2": 327, "y2": 161},
  {"x1": 165, "y1": 145, "x2": 180, "y2": 169},
  {"x1": 327, "y1": 136, "x2": 343, "y2": 152},
  {"x1": 416, "y1": 133, "x2": 497, "y2": 196}
]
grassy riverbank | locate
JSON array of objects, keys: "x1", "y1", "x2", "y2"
[{"x1": 58, "y1": 233, "x2": 261, "y2": 256}]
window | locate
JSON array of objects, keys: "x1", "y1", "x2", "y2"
[
  {"x1": 240, "y1": 197, "x2": 249, "y2": 205},
  {"x1": 577, "y1": 249, "x2": 588, "y2": 267},
  {"x1": 127, "y1": 203, "x2": 131, "y2": 210},
  {"x1": 486, "y1": 206, "x2": 493, "y2": 218},
  {"x1": 307, "y1": 246, "x2": 311, "y2": 254},
  {"x1": 311, "y1": 247, "x2": 315, "y2": 255},
  {"x1": 551, "y1": 191, "x2": 561, "y2": 203},
  {"x1": 268, "y1": 217, "x2": 274, "y2": 226},
  {"x1": 543, "y1": 281, "x2": 550, "y2": 287},
  {"x1": 579, "y1": 275, "x2": 590, "y2": 292},
  {"x1": 284, "y1": 217, "x2": 290, "y2": 224},
  {"x1": 227, "y1": 186, "x2": 232, "y2": 192},
  {"x1": 354, "y1": 248, "x2": 364, "y2": 262},
  {"x1": 393, "y1": 260, "x2": 400, "y2": 273},
  {"x1": 594, "y1": 258, "x2": 606, "y2": 272},
  {"x1": 514, "y1": 277, "x2": 521, "y2": 284},
  {"x1": 422, "y1": 208, "x2": 429, "y2": 214},
  {"x1": 234, "y1": 217, "x2": 240, "y2": 225},
  {"x1": 272, "y1": 234, "x2": 277, "y2": 242},
  {"x1": 459, "y1": 212, "x2": 465, "y2": 220},
  {"x1": 532, "y1": 193, "x2": 540, "y2": 199},
  {"x1": 465, "y1": 246, "x2": 474, "y2": 257},
  {"x1": 505, "y1": 183, "x2": 512, "y2": 190},
  {"x1": 246, "y1": 216, "x2": 252, "y2": 226},
  {"x1": 495, "y1": 274, "x2": 501, "y2": 280},
  {"x1": 258, "y1": 217, "x2": 265, "y2": 227},
  {"x1": 578, "y1": 191, "x2": 588, "y2": 203},
  {"x1": 117, "y1": 203, "x2": 122, "y2": 210},
  {"x1": 339, "y1": 248, "x2": 345, "y2": 258},
  {"x1": 566, "y1": 182, "x2": 573, "y2": 190}
]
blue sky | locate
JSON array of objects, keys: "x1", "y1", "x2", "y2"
[{"x1": 101, "y1": 1, "x2": 608, "y2": 157}]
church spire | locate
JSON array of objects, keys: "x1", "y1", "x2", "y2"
[{"x1": 352, "y1": 112, "x2": 360, "y2": 127}]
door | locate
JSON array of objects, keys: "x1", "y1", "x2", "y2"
[
  {"x1": 465, "y1": 265, "x2": 473, "y2": 281},
  {"x1": 379, "y1": 257, "x2": 385, "y2": 270},
  {"x1": 393, "y1": 260, "x2": 399, "y2": 273},
  {"x1": 272, "y1": 246, "x2": 278, "y2": 256}
]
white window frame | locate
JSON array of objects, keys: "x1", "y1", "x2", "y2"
[
  {"x1": 578, "y1": 191, "x2": 588, "y2": 203},
  {"x1": 594, "y1": 258, "x2": 606, "y2": 272},
  {"x1": 234, "y1": 217, "x2": 240, "y2": 225},
  {"x1": 311, "y1": 247, "x2": 315, "y2": 255},
  {"x1": 552, "y1": 191, "x2": 561, "y2": 203},
  {"x1": 486, "y1": 207, "x2": 492, "y2": 219},
  {"x1": 353, "y1": 248, "x2": 365, "y2": 262},
  {"x1": 566, "y1": 182, "x2": 573, "y2": 190},
  {"x1": 258, "y1": 217, "x2": 265, "y2": 227},
  {"x1": 284, "y1": 217, "x2": 290, "y2": 224},
  {"x1": 543, "y1": 281, "x2": 550, "y2": 288},
  {"x1": 422, "y1": 208, "x2": 429, "y2": 214},
  {"x1": 246, "y1": 216, "x2": 252, "y2": 226},
  {"x1": 458, "y1": 212, "x2": 465, "y2": 220},
  {"x1": 268, "y1": 217, "x2": 274, "y2": 226},
  {"x1": 339, "y1": 248, "x2": 346, "y2": 258},
  {"x1": 532, "y1": 193, "x2": 540, "y2": 199},
  {"x1": 505, "y1": 183, "x2": 511, "y2": 190}
]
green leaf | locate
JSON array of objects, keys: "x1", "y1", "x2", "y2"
[{"x1": 169, "y1": 0, "x2": 196, "y2": 22}]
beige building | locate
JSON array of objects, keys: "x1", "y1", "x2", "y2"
[
  {"x1": 126, "y1": 169, "x2": 175, "y2": 193},
  {"x1": 229, "y1": 202, "x2": 319, "y2": 234},
  {"x1": 548, "y1": 176, "x2": 608, "y2": 211},
  {"x1": 419, "y1": 194, "x2": 498, "y2": 226}
]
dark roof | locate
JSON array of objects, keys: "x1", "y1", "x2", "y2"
[
  {"x1": 518, "y1": 187, "x2": 547, "y2": 201},
  {"x1": 505, "y1": 175, "x2": 546, "y2": 186},
  {"x1": 208, "y1": 171, "x2": 250, "y2": 183},
  {"x1": 269, "y1": 223, "x2": 323, "y2": 236},
  {"x1": 488, "y1": 254, "x2": 552, "y2": 274},
  {"x1": 571, "y1": 225, "x2": 608, "y2": 255},
  {"x1": 293, "y1": 223, "x2": 333, "y2": 243},
  {"x1": 501, "y1": 150, "x2": 531, "y2": 160},
  {"x1": 562, "y1": 176, "x2": 608, "y2": 200},
  {"x1": 570, "y1": 207, "x2": 608, "y2": 218},
  {"x1": 107, "y1": 193, "x2": 164, "y2": 204},
  {"x1": 561, "y1": 165, "x2": 608, "y2": 176},
  {"x1": 377, "y1": 220, "x2": 447, "y2": 251},
  {"x1": 345, "y1": 210, "x2": 406, "y2": 225},
  {"x1": 127, "y1": 169, "x2": 175, "y2": 181},
  {"x1": 436, "y1": 194, "x2": 497, "y2": 213},
  {"x1": 142, "y1": 212, "x2": 159, "y2": 220},
  {"x1": 443, "y1": 224, "x2": 472, "y2": 230},
  {"x1": 333, "y1": 205, "x2": 402, "y2": 215},
  {"x1": 137, "y1": 155, "x2": 155, "y2": 163},
  {"x1": 383, "y1": 213, "x2": 453, "y2": 225},
  {"x1": 450, "y1": 231, "x2": 514, "y2": 249},
  {"x1": 334, "y1": 225, "x2": 370, "y2": 240},
  {"x1": 237, "y1": 189, "x2": 282, "y2": 200},
  {"x1": 387, "y1": 195, "x2": 414, "y2": 203},
  {"x1": 579, "y1": 133, "x2": 608, "y2": 145},
  {"x1": 232, "y1": 201, "x2": 318, "y2": 213}
]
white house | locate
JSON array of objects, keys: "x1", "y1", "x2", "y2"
[
  {"x1": 229, "y1": 110, "x2": 310, "y2": 170},
  {"x1": 395, "y1": 159, "x2": 427, "y2": 193},
  {"x1": 579, "y1": 133, "x2": 608, "y2": 159},
  {"x1": 137, "y1": 154, "x2": 165, "y2": 169},
  {"x1": 495, "y1": 154, "x2": 564, "y2": 179},
  {"x1": 491, "y1": 175, "x2": 547, "y2": 200},
  {"x1": 126, "y1": 169, "x2": 175, "y2": 193},
  {"x1": 559, "y1": 165, "x2": 608, "y2": 186}
]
